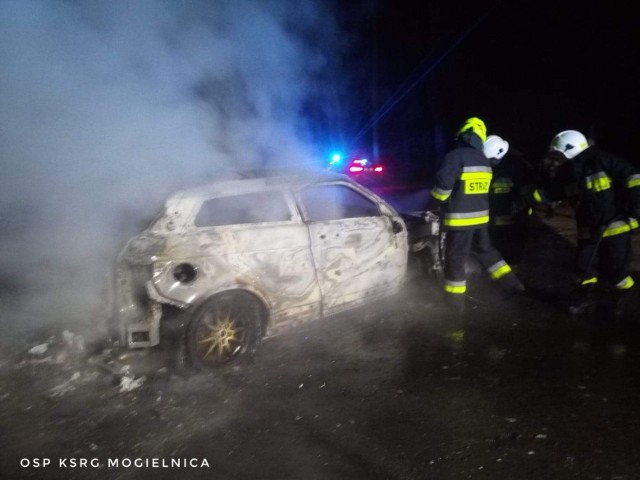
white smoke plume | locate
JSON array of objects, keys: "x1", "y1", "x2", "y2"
[{"x1": 0, "y1": 0, "x2": 347, "y2": 341}]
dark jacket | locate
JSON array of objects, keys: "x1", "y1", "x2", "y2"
[
  {"x1": 534, "y1": 147, "x2": 640, "y2": 237},
  {"x1": 431, "y1": 131, "x2": 492, "y2": 230},
  {"x1": 489, "y1": 152, "x2": 535, "y2": 226}
]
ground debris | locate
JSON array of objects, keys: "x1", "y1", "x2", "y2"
[
  {"x1": 24, "y1": 330, "x2": 87, "y2": 365},
  {"x1": 28, "y1": 343, "x2": 49, "y2": 356},
  {"x1": 49, "y1": 372, "x2": 81, "y2": 398},
  {"x1": 119, "y1": 365, "x2": 146, "y2": 393}
]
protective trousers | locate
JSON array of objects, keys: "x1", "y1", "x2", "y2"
[
  {"x1": 577, "y1": 231, "x2": 634, "y2": 289},
  {"x1": 444, "y1": 227, "x2": 521, "y2": 298}
]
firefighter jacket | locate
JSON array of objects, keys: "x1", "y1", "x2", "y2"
[
  {"x1": 532, "y1": 147, "x2": 640, "y2": 238},
  {"x1": 431, "y1": 131, "x2": 492, "y2": 230},
  {"x1": 489, "y1": 153, "x2": 535, "y2": 226}
]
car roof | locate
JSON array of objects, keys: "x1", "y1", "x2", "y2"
[{"x1": 166, "y1": 170, "x2": 356, "y2": 202}]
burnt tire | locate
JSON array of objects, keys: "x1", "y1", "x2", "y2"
[{"x1": 186, "y1": 291, "x2": 262, "y2": 370}]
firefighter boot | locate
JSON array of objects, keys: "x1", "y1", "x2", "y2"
[
  {"x1": 610, "y1": 289, "x2": 629, "y2": 319},
  {"x1": 566, "y1": 284, "x2": 594, "y2": 316},
  {"x1": 444, "y1": 292, "x2": 466, "y2": 315},
  {"x1": 500, "y1": 272, "x2": 526, "y2": 300}
]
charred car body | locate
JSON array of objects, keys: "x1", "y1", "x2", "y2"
[{"x1": 113, "y1": 172, "x2": 440, "y2": 369}]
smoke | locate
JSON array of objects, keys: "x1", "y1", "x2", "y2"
[{"x1": 0, "y1": 0, "x2": 346, "y2": 339}]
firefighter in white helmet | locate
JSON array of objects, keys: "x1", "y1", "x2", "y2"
[
  {"x1": 530, "y1": 129, "x2": 640, "y2": 315},
  {"x1": 430, "y1": 118, "x2": 525, "y2": 313},
  {"x1": 484, "y1": 135, "x2": 536, "y2": 267}
]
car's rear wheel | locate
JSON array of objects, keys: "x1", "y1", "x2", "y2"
[{"x1": 186, "y1": 291, "x2": 262, "y2": 370}]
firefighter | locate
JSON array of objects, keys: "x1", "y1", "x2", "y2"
[
  {"x1": 484, "y1": 135, "x2": 536, "y2": 267},
  {"x1": 531, "y1": 130, "x2": 640, "y2": 315},
  {"x1": 431, "y1": 118, "x2": 525, "y2": 313}
]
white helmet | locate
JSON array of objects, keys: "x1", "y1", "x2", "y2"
[
  {"x1": 550, "y1": 130, "x2": 589, "y2": 159},
  {"x1": 483, "y1": 135, "x2": 509, "y2": 160}
]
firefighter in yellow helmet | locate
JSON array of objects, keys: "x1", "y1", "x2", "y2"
[
  {"x1": 530, "y1": 130, "x2": 640, "y2": 315},
  {"x1": 431, "y1": 117, "x2": 525, "y2": 313}
]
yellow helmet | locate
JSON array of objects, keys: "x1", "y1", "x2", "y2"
[{"x1": 457, "y1": 117, "x2": 487, "y2": 142}]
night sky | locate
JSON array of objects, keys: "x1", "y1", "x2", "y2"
[{"x1": 335, "y1": 0, "x2": 640, "y2": 175}]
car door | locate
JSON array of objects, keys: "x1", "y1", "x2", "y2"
[
  {"x1": 154, "y1": 188, "x2": 323, "y2": 330},
  {"x1": 297, "y1": 182, "x2": 408, "y2": 316}
]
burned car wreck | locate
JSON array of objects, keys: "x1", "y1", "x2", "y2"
[{"x1": 113, "y1": 172, "x2": 439, "y2": 369}]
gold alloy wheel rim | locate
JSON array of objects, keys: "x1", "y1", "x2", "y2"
[{"x1": 197, "y1": 312, "x2": 245, "y2": 361}]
